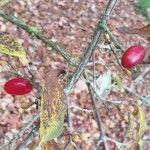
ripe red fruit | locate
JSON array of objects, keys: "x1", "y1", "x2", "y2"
[
  {"x1": 121, "y1": 45, "x2": 146, "y2": 68},
  {"x1": 4, "y1": 77, "x2": 32, "y2": 95}
]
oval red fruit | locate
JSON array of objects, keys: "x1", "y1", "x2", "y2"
[
  {"x1": 121, "y1": 45, "x2": 146, "y2": 68},
  {"x1": 4, "y1": 77, "x2": 32, "y2": 95}
]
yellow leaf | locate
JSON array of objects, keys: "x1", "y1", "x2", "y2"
[
  {"x1": 0, "y1": 34, "x2": 28, "y2": 65},
  {"x1": 113, "y1": 73, "x2": 124, "y2": 92},
  {"x1": 123, "y1": 68, "x2": 132, "y2": 76},
  {"x1": 80, "y1": 133, "x2": 89, "y2": 141},
  {"x1": 40, "y1": 69, "x2": 66, "y2": 143},
  {"x1": 72, "y1": 132, "x2": 89, "y2": 142},
  {"x1": 19, "y1": 56, "x2": 29, "y2": 65},
  {"x1": 67, "y1": 144, "x2": 77, "y2": 150},
  {"x1": 0, "y1": 0, "x2": 13, "y2": 8},
  {"x1": 126, "y1": 104, "x2": 147, "y2": 147},
  {"x1": 127, "y1": 114, "x2": 135, "y2": 139},
  {"x1": 137, "y1": 105, "x2": 146, "y2": 139}
]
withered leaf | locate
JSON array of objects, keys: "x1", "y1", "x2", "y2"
[
  {"x1": 118, "y1": 24, "x2": 150, "y2": 40},
  {"x1": 0, "y1": 34, "x2": 28, "y2": 65},
  {"x1": 40, "y1": 69, "x2": 66, "y2": 143},
  {"x1": 41, "y1": 140, "x2": 62, "y2": 150}
]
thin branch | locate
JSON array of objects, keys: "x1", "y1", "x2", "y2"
[
  {"x1": 109, "y1": 43, "x2": 124, "y2": 70},
  {"x1": 0, "y1": 1, "x2": 138, "y2": 150},
  {"x1": 0, "y1": 10, "x2": 75, "y2": 66},
  {"x1": 64, "y1": 28, "x2": 102, "y2": 93},
  {"x1": 92, "y1": 49, "x2": 109, "y2": 150},
  {"x1": 124, "y1": 86, "x2": 145, "y2": 101},
  {"x1": 69, "y1": 105, "x2": 94, "y2": 113},
  {"x1": 102, "y1": 25, "x2": 122, "y2": 50},
  {"x1": 0, "y1": 113, "x2": 40, "y2": 149},
  {"x1": 16, "y1": 124, "x2": 40, "y2": 150},
  {"x1": 64, "y1": 0, "x2": 118, "y2": 94},
  {"x1": 65, "y1": 97, "x2": 80, "y2": 150},
  {"x1": 134, "y1": 66, "x2": 150, "y2": 83},
  {"x1": 104, "y1": 0, "x2": 118, "y2": 19},
  {"x1": 84, "y1": 73, "x2": 109, "y2": 150},
  {"x1": 91, "y1": 86, "x2": 109, "y2": 150},
  {"x1": 67, "y1": 97, "x2": 73, "y2": 132},
  {"x1": 106, "y1": 137, "x2": 123, "y2": 150},
  {"x1": 0, "y1": 1, "x2": 118, "y2": 95}
]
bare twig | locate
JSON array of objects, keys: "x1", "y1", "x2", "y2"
[
  {"x1": 69, "y1": 105, "x2": 94, "y2": 113},
  {"x1": 0, "y1": 10, "x2": 75, "y2": 66},
  {"x1": 103, "y1": 0, "x2": 118, "y2": 19},
  {"x1": 92, "y1": 50, "x2": 109, "y2": 150},
  {"x1": 85, "y1": 77, "x2": 109, "y2": 150},
  {"x1": 0, "y1": 113, "x2": 40, "y2": 149},
  {"x1": 134, "y1": 66, "x2": 150, "y2": 83},
  {"x1": 16, "y1": 124, "x2": 40, "y2": 150},
  {"x1": 124, "y1": 86, "x2": 145, "y2": 101},
  {"x1": 102, "y1": 25, "x2": 122, "y2": 50},
  {"x1": 84, "y1": 50, "x2": 109, "y2": 149},
  {"x1": 1, "y1": 1, "x2": 143, "y2": 150},
  {"x1": 0, "y1": 1, "x2": 118, "y2": 95},
  {"x1": 64, "y1": 0, "x2": 118, "y2": 94},
  {"x1": 65, "y1": 97, "x2": 80, "y2": 149},
  {"x1": 67, "y1": 97, "x2": 73, "y2": 132}
]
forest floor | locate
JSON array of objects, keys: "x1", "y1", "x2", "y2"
[{"x1": 0, "y1": 0, "x2": 150, "y2": 150}]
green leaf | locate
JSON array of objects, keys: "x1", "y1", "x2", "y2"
[
  {"x1": 40, "y1": 70, "x2": 66, "y2": 142},
  {"x1": 0, "y1": 34, "x2": 28, "y2": 65},
  {"x1": 113, "y1": 73, "x2": 123, "y2": 92},
  {"x1": 136, "y1": 0, "x2": 150, "y2": 8},
  {"x1": 138, "y1": 139, "x2": 145, "y2": 150},
  {"x1": 127, "y1": 114, "x2": 135, "y2": 138},
  {"x1": 136, "y1": 0, "x2": 150, "y2": 22},
  {"x1": 28, "y1": 26, "x2": 41, "y2": 35},
  {"x1": 138, "y1": 105, "x2": 146, "y2": 139}
]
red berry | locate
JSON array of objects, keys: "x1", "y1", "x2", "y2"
[
  {"x1": 121, "y1": 45, "x2": 146, "y2": 68},
  {"x1": 4, "y1": 77, "x2": 33, "y2": 95}
]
